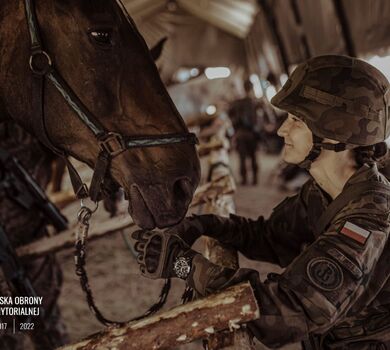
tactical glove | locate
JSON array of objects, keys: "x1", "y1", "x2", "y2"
[
  {"x1": 132, "y1": 229, "x2": 197, "y2": 279},
  {"x1": 186, "y1": 254, "x2": 236, "y2": 296},
  {"x1": 132, "y1": 229, "x2": 251, "y2": 298}
]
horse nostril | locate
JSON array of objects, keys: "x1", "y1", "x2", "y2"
[{"x1": 173, "y1": 177, "x2": 192, "y2": 202}]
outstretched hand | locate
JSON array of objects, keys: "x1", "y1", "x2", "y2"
[{"x1": 132, "y1": 229, "x2": 195, "y2": 279}]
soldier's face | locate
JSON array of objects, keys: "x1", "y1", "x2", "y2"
[{"x1": 277, "y1": 114, "x2": 313, "y2": 164}]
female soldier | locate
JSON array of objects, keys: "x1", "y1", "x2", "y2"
[{"x1": 133, "y1": 55, "x2": 390, "y2": 349}]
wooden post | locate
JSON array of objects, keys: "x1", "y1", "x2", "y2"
[
  {"x1": 257, "y1": 0, "x2": 290, "y2": 74},
  {"x1": 201, "y1": 123, "x2": 255, "y2": 349},
  {"x1": 57, "y1": 282, "x2": 259, "y2": 350},
  {"x1": 332, "y1": 0, "x2": 356, "y2": 56}
]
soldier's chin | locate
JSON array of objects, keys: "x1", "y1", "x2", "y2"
[
  {"x1": 282, "y1": 149, "x2": 295, "y2": 164},
  {"x1": 283, "y1": 154, "x2": 303, "y2": 165}
]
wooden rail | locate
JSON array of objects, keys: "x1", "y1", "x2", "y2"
[{"x1": 57, "y1": 282, "x2": 259, "y2": 350}]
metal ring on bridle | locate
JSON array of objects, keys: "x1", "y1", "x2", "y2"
[
  {"x1": 80, "y1": 198, "x2": 99, "y2": 213},
  {"x1": 29, "y1": 50, "x2": 52, "y2": 75},
  {"x1": 77, "y1": 198, "x2": 98, "y2": 224}
]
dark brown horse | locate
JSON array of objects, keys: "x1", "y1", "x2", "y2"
[{"x1": 0, "y1": 0, "x2": 200, "y2": 230}]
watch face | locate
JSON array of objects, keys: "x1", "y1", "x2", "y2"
[{"x1": 173, "y1": 257, "x2": 191, "y2": 279}]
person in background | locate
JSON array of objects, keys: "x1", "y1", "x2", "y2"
[{"x1": 228, "y1": 80, "x2": 262, "y2": 185}]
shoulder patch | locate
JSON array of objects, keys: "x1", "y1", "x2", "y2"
[
  {"x1": 339, "y1": 221, "x2": 371, "y2": 245},
  {"x1": 327, "y1": 248, "x2": 363, "y2": 280},
  {"x1": 307, "y1": 257, "x2": 343, "y2": 291}
]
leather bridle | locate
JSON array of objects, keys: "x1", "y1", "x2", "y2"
[{"x1": 24, "y1": 0, "x2": 198, "y2": 202}]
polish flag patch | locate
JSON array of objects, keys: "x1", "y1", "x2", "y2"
[{"x1": 340, "y1": 221, "x2": 371, "y2": 245}]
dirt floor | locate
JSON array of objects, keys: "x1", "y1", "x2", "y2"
[{"x1": 56, "y1": 150, "x2": 303, "y2": 350}]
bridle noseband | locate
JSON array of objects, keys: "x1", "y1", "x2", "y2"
[{"x1": 24, "y1": 0, "x2": 198, "y2": 202}]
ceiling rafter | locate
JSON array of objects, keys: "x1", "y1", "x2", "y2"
[{"x1": 123, "y1": 0, "x2": 259, "y2": 39}]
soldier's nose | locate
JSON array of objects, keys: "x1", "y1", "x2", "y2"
[{"x1": 277, "y1": 121, "x2": 288, "y2": 137}]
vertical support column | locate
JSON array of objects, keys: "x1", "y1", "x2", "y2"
[
  {"x1": 332, "y1": 0, "x2": 356, "y2": 56},
  {"x1": 257, "y1": 0, "x2": 289, "y2": 74},
  {"x1": 202, "y1": 124, "x2": 255, "y2": 350}
]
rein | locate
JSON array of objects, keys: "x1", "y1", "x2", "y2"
[
  {"x1": 23, "y1": 0, "x2": 197, "y2": 326},
  {"x1": 75, "y1": 205, "x2": 171, "y2": 326}
]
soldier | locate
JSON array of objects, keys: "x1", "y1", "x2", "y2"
[
  {"x1": 133, "y1": 55, "x2": 390, "y2": 349},
  {"x1": 228, "y1": 80, "x2": 261, "y2": 185}
]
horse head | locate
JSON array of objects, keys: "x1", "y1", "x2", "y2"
[{"x1": 0, "y1": 0, "x2": 200, "y2": 229}]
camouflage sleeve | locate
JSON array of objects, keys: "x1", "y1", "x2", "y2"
[
  {"x1": 200, "y1": 190, "x2": 390, "y2": 347},
  {"x1": 199, "y1": 180, "x2": 314, "y2": 266}
]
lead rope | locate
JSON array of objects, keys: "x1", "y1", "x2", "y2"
[{"x1": 75, "y1": 197, "x2": 171, "y2": 326}]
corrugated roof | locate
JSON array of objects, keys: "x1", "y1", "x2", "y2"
[{"x1": 123, "y1": 0, "x2": 259, "y2": 39}]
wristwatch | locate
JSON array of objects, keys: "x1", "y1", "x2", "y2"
[{"x1": 173, "y1": 256, "x2": 192, "y2": 279}]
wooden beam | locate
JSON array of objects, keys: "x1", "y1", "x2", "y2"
[
  {"x1": 257, "y1": 0, "x2": 290, "y2": 74},
  {"x1": 48, "y1": 189, "x2": 77, "y2": 208},
  {"x1": 17, "y1": 176, "x2": 233, "y2": 260},
  {"x1": 190, "y1": 175, "x2": 235, "y2": 208},
  {"x1": 332, "y1": 0, "x2": 356, "y2": 56},
  {"x1": 177, "y1": 0, "x2": 250, "y2": 39},
  {"x1": 198, "y1": 139, "x2": 225, "y2": 157},
  {"x1": 186, "y1": 113, "x2": 217, "y2": 128},
  {"x1": 17, "y1": 216, "x2": 134, "y2": 260},
  {"x1": 57, "y1": 282, "x2": 259, "y2": 350}
]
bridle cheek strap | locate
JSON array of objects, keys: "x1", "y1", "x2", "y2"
[{"x1": 89, "y1": 152, "x2": 110, "y2": 202}]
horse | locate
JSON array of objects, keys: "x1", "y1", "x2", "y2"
[
  {"x1": 0, "y1": 0, "x2": 200, "y2": 230},
  {"x1": 0, "y1": 1, "x2": 199, "y2": 348}
]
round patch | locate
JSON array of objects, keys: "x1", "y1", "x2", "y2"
[{"x1": 307, "y1": 257, "x2": 343, "y2": 291}]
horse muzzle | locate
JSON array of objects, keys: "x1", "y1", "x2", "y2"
[{"x1": 127, "y1": 177, "x2": 196, "y2": 229}]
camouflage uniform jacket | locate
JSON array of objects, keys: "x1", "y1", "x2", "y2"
[{"x1": 200, "y1": 163, "x2": 390, "y2": 348}]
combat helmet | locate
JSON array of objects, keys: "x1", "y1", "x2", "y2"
[{"x1": 271, "y1": 55, "x2": 390, "y2": 167}]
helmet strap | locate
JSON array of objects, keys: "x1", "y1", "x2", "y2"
[
  {"x1": 297, "y1": 135, "x2": 323, "y2": 170},
  {"x1": 297, "y1": 135, "x2": 351, "y2": 170},
  {"x1": 313, "y1": 142, "x2": 349, "y2": 152}
]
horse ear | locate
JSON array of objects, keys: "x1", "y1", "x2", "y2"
[{"x1": 150, "y1": 37, "x2": 167, "y2": 62}]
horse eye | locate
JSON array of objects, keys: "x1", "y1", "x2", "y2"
[{"x1": 89, "y1": 30, "x2": 112, "y2": 46}]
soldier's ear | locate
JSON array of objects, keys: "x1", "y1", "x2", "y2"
[{"x1": 150, "y1": 37, "x2": 167, "y2": 62}]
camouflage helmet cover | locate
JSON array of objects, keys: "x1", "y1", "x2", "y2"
[{"x1": 271, "y1": 55, "x2": 390, "y2": 146}]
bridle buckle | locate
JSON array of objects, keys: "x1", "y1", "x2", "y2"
[
  {"x1": 99, "y1": 132, "x2": 125, "y2": 157},
  {"x1": 29, "y1": 50, "x2": 52, "y2": 75}
]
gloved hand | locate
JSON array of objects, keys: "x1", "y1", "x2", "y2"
[
  {"x1": 186, "y1": 254, "x2": 236, "y2": 296},
  {"x1": 132, "y1": 229, "x2": 197, "y2": 279},
  {"x1": 132, "y1": 229, "x2": 240, "y2": 297}
]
